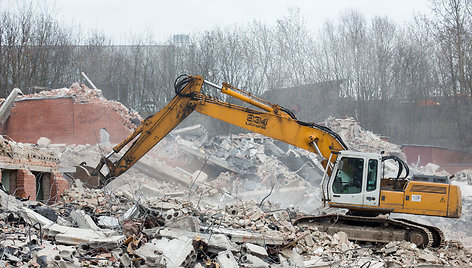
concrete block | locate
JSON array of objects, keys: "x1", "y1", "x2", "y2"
[
  {"x1": 97, "y1": 216, "x2": 120, "y2": 228},
  {"x1": 56, "y1": 245, "x2": 77, "y2": 261},
  {"x1": 165, "y1": 216, "x2": 199, "y2": 232},
  {"x1": 385, "y1": 245, "x2": 398, "y2": 255},
  {"x1": 190, "y1": 170, "x2": 208, "y2": 184},
  {"x1": 206, "y1": 234, "x2": 238, "y2": 253},
  {"x1": 37, "y1": 137, "x2": 51, "y2": 148},
  {"x1": 241, "y1": 254, "x2": 269, "y2": 267},
  {"x1": 153, "y1": 237, "x2": 195, "y2": 267},
  {"x1": 216, "y1": 250, "x2": 239, "y2": 268},
  {"x1": 123, "y1": 205, "x2": 140, "y2": 220},
  {"x1": 134, "y1": 243, "x2": 165, "y2": 266},
  {"x1": 242, "y1": 243, "x2": 268, "y2": 258},
  {"x1": 418, "y1": 252, "x2": 438, "y2": 263},
  {"x1": 70, "y1": 210, "x2": 99, "y2": 230},
  {"x1": 332, "y1": 231, "x2": 348, "y2": 245},
  {"x1": 305, "y1": 234, "x2": 315, "y2": 247},
  {"x1": 119, "y1": 253, "x2": 132, "y2": 267}
]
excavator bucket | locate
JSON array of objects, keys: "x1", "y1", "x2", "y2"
[{"x1": 72, "y1": 165, "x2": 106, "y2": 189}]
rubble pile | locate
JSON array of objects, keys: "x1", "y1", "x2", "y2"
[
  {"x1": 455, "y1": 169, "x2": 472, "y2": 184},
  {"x1": 324, "y1": 117, "x2": 404, "y2": 157},
  {"x1": 18, "y1": 83, "x2": 142, "y2": 130},
  {"x1": 48, "y1": 117, "x2": 472, "y2": 253},
  {"x1": 156, "y1": 132, "x2": 324, "y2": 210},
  {"x1": 0, "y1": 135, "x2": 58, "y2": 163},
  {"x1": 2, "y1": 185, "x2": 471, "y2": 267}
]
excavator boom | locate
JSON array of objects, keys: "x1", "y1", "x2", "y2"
[{"x1": 87, "y1": 75, "x2": 347, "y2": 187}]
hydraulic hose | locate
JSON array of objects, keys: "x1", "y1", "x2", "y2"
[
  {"x1": 382, "y1": 155, "x2": 410, "y2": 180},
  {"x1": 174, "y1": 74, "x2": 194, "y2": 96}
]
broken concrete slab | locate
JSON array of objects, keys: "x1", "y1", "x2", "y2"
[
  {"x1": 242, "y1": 243, "x2": 268, "y2": 258},
  {"x1": 216, "y1": 250, "x2": 239, "y2": 268},
  {"x1": 20, "y1": 207, "x2": 124, "y2": 246},
  {"x1": 134, "y1": 159, "x2": 192, "y2": 187},
  {"x1": 97, "y1": 216, "x2": 120, "y2": 229},
  {"x1": 152, "y1": 237, "x2": 195, "y2": 267},
  {"x1": 241, "y1": 254, "x2": 269, "y2": 268},
  {"x1": 0, "y1": 88, "x2": 22, "y2": 128},
  {"x1": 418, "y1": 252, "x2": 439, "y2": 263},
  {"x1": 209, "y1": 227, "x2": 285, "y2": 245},
  {"x1": 134, "y1": 243, "x2": 166, "y2": 266},
  {"x1": 70, "y1": 209, "x2": 99, "y2": 230},
  {"x1": 176, "y1": 138, "x2": 239, "y2": 173},
  {"x1": 165, "y1": 216, "x2": 199, "y2": 232},
  {"x1": 158, "y1": 227, "x2": 238, "y2": 253}
]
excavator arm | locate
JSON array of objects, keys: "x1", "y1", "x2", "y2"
[
  {"x1": 79, "y1": 75, "x2": 460, "y2": 248},
  {"x1": 90, "y1": 75, "x2": 347, "y2": 187}
]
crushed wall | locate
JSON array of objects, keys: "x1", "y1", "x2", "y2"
[
  {"x1": 0, "y1": 137, "x2": 68, "y2": 203},
  {"x1": 3, "y1": 97, "x2": 133, "y2": 145}
]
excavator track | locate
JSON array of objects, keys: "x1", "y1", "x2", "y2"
[
  {"x1": 395, "y1": 218, "x2": 445, "y2": 247},
  {"x1": 294, "y1": 214, "x2": 438, "y2": 248}
]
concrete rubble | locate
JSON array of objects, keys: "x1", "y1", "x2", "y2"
[
  {"x1": 1, "y1": 164, "x2": 471, "y2": 266},
  {"x1": 324, "y1": 117, "x2": 405, "y2": 157},
  {"x1": 0, "y1": 87, "x2": 471, "y2": 267}
]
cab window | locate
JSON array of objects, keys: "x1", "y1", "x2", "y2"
[
  {"x1": 332, "y1": 157, "x2": 364, "y2": 194},
  {"x1": 366, "y1": 159, "x2": 378, "y2": 192}
]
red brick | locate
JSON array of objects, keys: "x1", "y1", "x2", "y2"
[
  {"x1": 15, "y1": 169, "x2": 36, "y2": 200},
  {"x1": 48, "y1": 172, "x2": 69, "y2": 204},
  {"x1": 4, "y1": 97, "x2": 131, "y2": 145}
]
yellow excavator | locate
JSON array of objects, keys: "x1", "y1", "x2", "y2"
[{"x1": 80, "y1": 75, "x2": 461, "y2": 248}]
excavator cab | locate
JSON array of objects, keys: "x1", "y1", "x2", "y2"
[
  {"x1": 326, "y1": 151, "x2": 382, "y2": 211},
  {"x1": 323, "y1": 150, "x2": 461, "y2": 219}
]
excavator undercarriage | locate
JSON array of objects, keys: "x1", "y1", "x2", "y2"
[{"x1": 294, "y1": 214, "x2": 445, "y2": 248}]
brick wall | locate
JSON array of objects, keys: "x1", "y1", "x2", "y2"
[
  {"x1": 0, "y1": 96, "x2": 133, "y2": 202},
  {"x1": 401, "y1": 145, "x2": 472, "y2": 173},
  {"x1": 72, "y1": 102, "x2": 132, "y2": 144},
  {"x1": 4, "y1": 98, "x2": 74, "y2": 144},
  {"x1": 3, "y1": 97, "x2": 132, "y2": 145},
  {"x1": 16, "y1": 169, "x2": 36, "y2": 200},
  {"x1": 6, "y1": 169, "x2": 69, "y2": 203},
  {"x1": 49, "y1": 172, "x2": 69, "y2": 204}
]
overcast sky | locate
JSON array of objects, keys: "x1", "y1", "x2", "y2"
[{"x1": 0, "y1": 0, "x2": 432, "y2": 44}]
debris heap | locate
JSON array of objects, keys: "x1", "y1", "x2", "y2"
[
  {"x1": 1, "y1": 183, "x2": 471, "y2": 267},
  {"x1": 1, "y1": 82, "x2": 471, "y2": 267},
  {"x1": 324, "y1": 117, "x2": 405, "y2": 157}
]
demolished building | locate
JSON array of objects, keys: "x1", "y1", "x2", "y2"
[
  {"x1": 0, "y1": 84, "x2": 471, "y2": 266},
  {"x1": 0, "y1": 83, "x2": 140, "y2": 145},
  {"x1": 0, "y1": 136, "x2": 68, "y2": 203},
  {"x1": 0, "y1": 84, "x2": 142, "y2": 203}
]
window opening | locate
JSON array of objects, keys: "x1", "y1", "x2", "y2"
[{"x1": 332, "y1": 157, "x2": 364, "y2": 194}]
